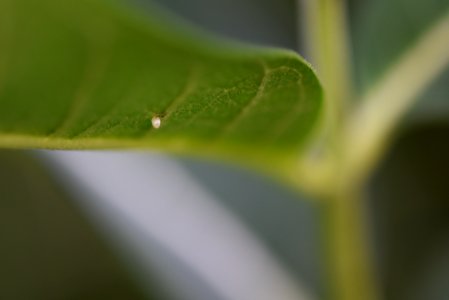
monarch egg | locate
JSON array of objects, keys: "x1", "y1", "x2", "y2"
[{"x1": 151, "y1": 116, "x2": 161, "y2": 129}]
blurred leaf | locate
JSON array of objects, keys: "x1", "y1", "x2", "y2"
[
  {"x1": 349, "y1": 0, "x2": 449, "y2": 92},
  {"x1": 0, "y1": 150, "x2": 158, "y2": 299},
  {"x1": 406, "y1": 66, "x2": 449, "y2": 124},
  {"x1": 343, "y1": 2, "x2": 449, "y2": 181},
  {"x1": 0, "y1": 0, "x2": 322, "y2": 181},
  {"x1": 368, "y1": 123, "x2": 449, "y2": 300}
]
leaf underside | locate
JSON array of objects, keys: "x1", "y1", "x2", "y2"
[{"x1": 0, "y1": 0, "x2": 322, "y2": 173}]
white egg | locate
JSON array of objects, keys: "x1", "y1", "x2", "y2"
[{"x1": 151, "y1": 116, "x2": 161, "y2": 129}]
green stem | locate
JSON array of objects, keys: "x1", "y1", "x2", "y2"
[
  {"x1": 299, "y1": 3, "x2": 449, "y2": 300},
  {"x1": 344, "y1": 11, "x2": 449, "y2": 184},
  {"x1": 299, "y1": 1, "x2": 381, "y2": 299},
  {"x1": 300, "y1": 0, "x2": 354, "y2": 129},
  {"x1": 320, "y1": 187, "x2": 380, "y2": 300}
]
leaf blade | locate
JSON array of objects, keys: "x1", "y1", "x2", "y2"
[{"x1": 0, "y1": 0, "x2": 323, "y2": 180}]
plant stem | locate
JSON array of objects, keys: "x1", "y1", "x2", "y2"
[
  {"x1": 320, "y1": 187, "x2": 380, "y2": 300},
  {"x1": 344, "y1": 12, "x2": 449, "y2": 184},
  {"x1": 300, "y1": 0, "x2": 354, "y2": 130},
  {"x1": 299, "y1": 2, "x2": 381, "y2": 299}
]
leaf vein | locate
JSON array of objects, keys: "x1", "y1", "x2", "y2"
[
  {"x1": 219, "y1": 61, "x2": 269, "y2": 135},
  {"x1": 49, "y1": 37, "x2": 113, "y2": 136},
  {"x1": 146, "y1": 65, "x2": 200, "y2": 133},
  {"x1": 267, "y1": 73, "x2": 305, "y2": 142}
]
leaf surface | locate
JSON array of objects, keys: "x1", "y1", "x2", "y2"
[{"x1": 0, "y1": 0, "x2": 323, "y2": 179}]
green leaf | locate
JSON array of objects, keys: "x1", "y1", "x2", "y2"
[{"x1": 0, "y1": 0, "x2": 323, "y2": 180}]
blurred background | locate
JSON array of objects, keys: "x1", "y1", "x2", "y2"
[{"x1": 1, "y1": 0, "x2": 448, "y2": 299}]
